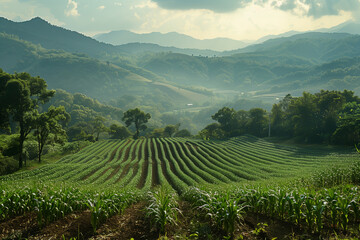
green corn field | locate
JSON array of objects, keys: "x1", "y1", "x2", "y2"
[{"x1": 1, "y1": 136, "x2": 360, "y2": 239}]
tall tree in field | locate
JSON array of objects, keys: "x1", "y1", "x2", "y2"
[
  {"x1": 33, "y1": 106, "x2": 69, "y2": 162},
  {"x1": 122, "y1": 108, "x2": 151, "y2": 139},
  {"x1": 289, "y1": 92, "x2": 319, "y2": 142},
  {"x1": 90, "y1": 116, "x2": 108, "y2": 141},
  {"x1": 247, "y1": 108, "x2": 268, "y2": 137},
  {"x1": 211, "y1": 107, "x2": 236, "y2": 133},
  {"x1": 0, "y1": 71, "x2": 55, "y2": 168}
]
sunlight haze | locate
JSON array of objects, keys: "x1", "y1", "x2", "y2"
[{"x1": 0, "y1": 0, "x2": 358, "y2": 41}]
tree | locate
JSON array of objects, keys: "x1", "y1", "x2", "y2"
[
  {"x1": 199, "y1": 123, "x2": 225, "y2": 140},
  {"x1": 0, "y1": 72, "x2": 55, "y2": 168},
  {"x1": 33, "y1": 106, "x2": 69, "y2": 162},
  {"x1": 271, "y1": 95, "x2": 293, "y2": 137},
  {"x1": 332, "y1": 102, "x2": 360, "y2": 145},
  {"x1": 90, "y1": 116, "x2": 108, "y2": 141},
  {"x1": 174, "y1": 129, "x2": 191, "y2": 137},
  {"x1": 288, "y1": 92, "x2": 320, "y2": 143},
  {"x1": 211, "y1": 107, "x2": 236, "y2": 133},
  {"x1": 247, "y1": 108, "x2": 268, "y2": 137},
  {"x1": 149, "y1": 128, "x2": 164, "y2": 138},
  {"x1": 67, "y1": 122, "x2": 95, "y2": 142},
  {"x1": 109, "y1": 124, "x2": 132, "y2": 139},
  {"x1": 163, "y1": 124, "x2": 180, "y2": 137},
  {"x1": 122, "y1": 108, "x2": 151, "y2": 139}
]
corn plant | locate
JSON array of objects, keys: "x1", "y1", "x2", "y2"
[
  {"x1": 313, "y1": 199, "x2": 326, "y2": 233},
  {"x1": 304, "y1": 196, "x2": 315, "y2": 231},
  {"x1": 87, "y1": 197, "x2": 109, "y2": 234},
  {"x1": 199, "y1": 192, "x2": 245, "y2": 239},
  {"x1": 337, "y1": 196, "x2": 351, "y2": 231},
  {"x1": 145, "y1": 186, "x2": 180, "y2": 234},
  {"x1": 86, "y1": 191, "x2": 134, "y2": 234}
]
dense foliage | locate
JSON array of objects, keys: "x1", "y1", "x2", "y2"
[{"x1": 204, "y1": 90, "x2": 360, "y2": 144}]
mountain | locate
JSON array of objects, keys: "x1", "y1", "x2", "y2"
[
  {"x1": 322, "y1": 21, "x2": 360, "y2": 35},
  {"x1": 239, "y1": 21, "x2": 360, "y2": 48},
  {"x1": 117, "y1": 42, "x2": 220, "y2": 56},
  {"x1": 137, "y1": 32, "x2": 360, "y2": 95},
  {"x1": 254, "y1": 30, "x2": 301, "y2": 44},
  {"x1": 2, "y1": 16, "x2": 360, "y2": 106},
  {"x1": 0, "y1": 17, "x2": 184, "y2": 86},
  {"x1": 225, "y1": 32, "x2": 356, "y2": 62},
  {"x1": 0, "y1": 17, "x2": 125, "y2": 58},
  {"x1": 95, "y1": 30, "x2": 247, "y2": 51},
  {"x1": 0, "y1": 33, "x2": 210, "y2": 106}
]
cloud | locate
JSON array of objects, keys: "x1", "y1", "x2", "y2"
[
  {"x1": 65, "y1": 0, "x2": 79, "y2": 17},
  {"x1": 151, "y1": 0, "x2": 360, "y2": 18},
  {"x1": 151, "y1": 0, "x2": 252, "y2": 13},
  {"x1": 272, "y1": 0, "x2": 360, "y2": 18}
]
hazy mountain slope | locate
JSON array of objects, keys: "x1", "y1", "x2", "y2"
[
  {"x1": 0, "y1": 33, "x2": 209, "y2": 105},
  {"x1": 117, "y1": 42, "x2": 219, "y2": 56},
  {"x1": 95, "y1": 30, "x2": 247, "y2": 51},
  {"x1": 0, "y1": 17, "x2": 124, "y2": 58},
  {"x1": 248, "y1": 21, "x2": 360, "y2": 45},
  {"x1": 138, "y1": 52, "x2": 314, "y2": 89},
  {"x1": 226, "y1": 32, "x2": 359, "y2": 62},
  {"x1": 138, "y1": 39, "x2": 360, "y2": 96},
  {"x1": 0, "y1": 17, "x2": 182, "y2": 85},
  {"x1": 324, "y1": 21, "x2": 360, "y2": 35}
]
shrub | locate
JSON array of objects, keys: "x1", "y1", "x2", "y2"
[
  {"x1": 62, "y1": 141, "x2": 92, "y2": 154},
  {"x1": 0, "y1": 156, "x2": 18, "y2": 175},
  {"x1": 23, "y1": 140, "x2": 38, "y2": 160}
]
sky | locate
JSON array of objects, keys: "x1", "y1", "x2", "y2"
[{"x1": 0, "y1": 0, "x2": 359, "y2": 41}]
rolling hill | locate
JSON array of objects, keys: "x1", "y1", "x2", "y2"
[
  {"x1": 95, "y1": 30, "x2": 248, "y2": 51},
  {"x1": 0, "y1": 17, "x2": 124, "y2": 58},
  {"x1": 0, "y1": 33, "x2": 210, "y2": 105},
  {"x1": 2, "y1": 16, "x2": 360, "y2": 103}
]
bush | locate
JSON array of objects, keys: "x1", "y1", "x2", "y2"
[
  {"x1": 0, "y1": 134, "x2": 20, "y2": 157},
  {"x1": 174, "y1": 129, "x2": 192, "y2": 137},
  {"x1": 0, "y1": 157, "x2": 18, "y2": 176},
  {"x1": 62, "y1": 141, "x2": 92, "y2": 154},
  {"x1": 42, "y1": 144, "x2": 63, "y2": 155},
  {"x1": 23, "y1": 140, "x2": 38, "y2": 160}
]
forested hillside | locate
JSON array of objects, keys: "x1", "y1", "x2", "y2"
[
  {"x1": 2, "y1": 17, "x2": 360, "y2": 101},
  {"x1": 0, "y1": 33, "x2": 210, "y2": 108}
]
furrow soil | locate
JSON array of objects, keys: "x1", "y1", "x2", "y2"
[
  {"x1": 89, "y1": 166, "x2": 112, "y2": 183},
  {"x1": 121, "y1": 141, "x2": 134, "y2": 163},
  {"x1": 104, "y1": 165, "x2": 121, "y2": 182},
  {"x1": 124, "y1": 140, "x2": 144, "y2": 186},
  {"x1": 165, "y1": 139, "x2": 206, "y2": 184},
  {"x1": 184, "y1": 142, "x2": 230, "y2": 183},
  {"x1": 115, "y1": 139, "x2": 131, "y2": 162},
  {"x1": 116, "y1": 163, "x2": 131, "y2": 183},
  {"x1": 155, "y1": 139, "x2": 183, "y2": 193},
  {"x1": 171, "y1": 139, "x2": 219, "y2": 184},
  {"x1": 137, "y1": 139, "x2": 149, "y2": 189},
  {"x1": 160, "y1": 138, "x2": 195, "y2": 186},
  {"x1": 150, "y1": 140, "x2": 160, "y2": 187}
]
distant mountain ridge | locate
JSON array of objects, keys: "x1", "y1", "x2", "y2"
[
  {"x1": 224, "y1": 32, "x2": 354, "y2": 58},
  {"x1": 0, "y1": 33, "x2": 210, "y2": 105},
  {"x1": 95, "y1": 30, "x2": 248, "y2": 51},
  {"x1": 2, "y1": 16, "x2": 360, "y2": 104},
  {"x1": 0, "y1": 17, "x2": 125, "y2": 58}
]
